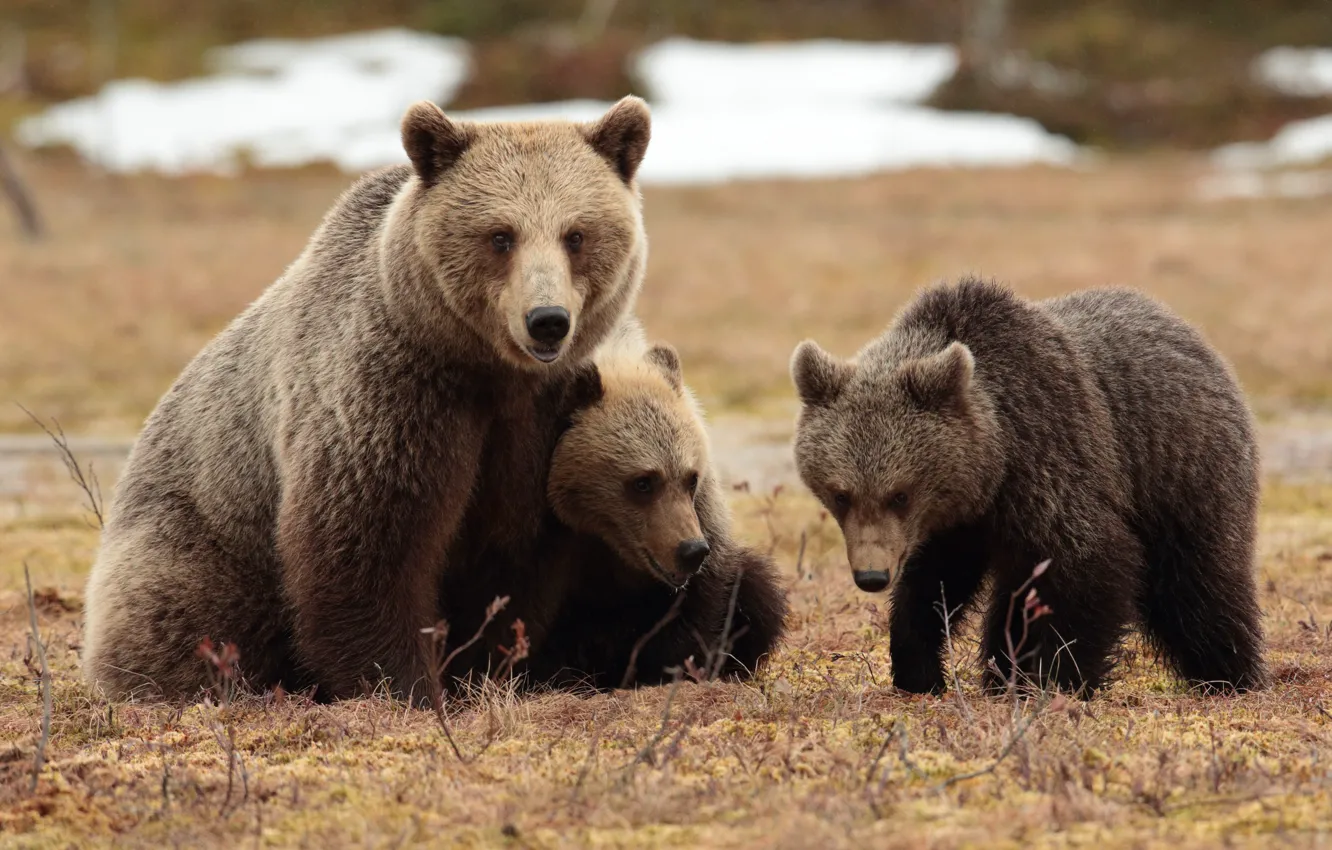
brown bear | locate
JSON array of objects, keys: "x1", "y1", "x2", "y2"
[
  {"x1": 437, "y1": 332, "x2": 789, "y2": 691},
  {"x1": 790, "y1": 276, "x2": 1265, "y2": 696},
  {"x1": 82, "y1": 96, "x2": 653, "y2": 702}
]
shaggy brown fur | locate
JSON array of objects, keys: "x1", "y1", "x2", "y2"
[
  {"x1": 82, "y1": 97, "x2": 652, "y2": 702},
  {"x1": 439, "y1": 337, "x2": 789, "y2": 691},
  {"x1": 791, "y1": 276, "x2": 1265, "y2": 696}
]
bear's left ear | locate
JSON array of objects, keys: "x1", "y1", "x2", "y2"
[
  {"x1": 791, "y1": 340, "x2": 853, "y2": 408},
  {"x1": 583, "y1": 96, "x2": 651, "y2": 184},
  {"x1": 401, "y1": 101, "x2": 473, "y2": 186},
  {"x1": 563, "y1": 362, "x2": 605, "y2": 413},
  {"x1": 645, "y1": 343, "x2": 683, "y2": 393},
  {"x1": 898, "y1": 341, "x2": 975, "y2": 411}
]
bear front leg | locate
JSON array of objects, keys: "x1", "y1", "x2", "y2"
[
  {"x1": 980, "y1": 530, "x2": 1143, "y2": 697},
  {"x1": 278, "y1": 419, "x2": 485, "y2": 704},
  {"x1": 888, "y1": 525, "x2": 989, "y2": 694}
]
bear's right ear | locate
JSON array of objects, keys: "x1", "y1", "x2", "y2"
[
  {"x1": 791, "y1": 340, "x2": 853, "y2": 408},
  {"x1": 583, "y1": 96, "x2": 652, "y2": 184},
  {"x1": 563, "y1": 362, "x2": 605, "y2": 413},
  {"x1": 645, "y1": 343, "x2": 684, "y2": 393},
  {"x1": 401, "y1": 101, "x2": 472, "y2": 186}
]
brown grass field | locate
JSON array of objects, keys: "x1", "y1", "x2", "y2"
[{"x1": 2, "y1": 153, "x2": 1332, "y2": 848}]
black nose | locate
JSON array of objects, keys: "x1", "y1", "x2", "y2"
[
  {"x1": 525, "y1": 306, "x2": 570, "y2": 345},
  {"x1": 853, "y1": 570, "x2": 890, "y2": 593},
  {"x1": 675, "y1": 538, "x2": 711, "y2": 574}
]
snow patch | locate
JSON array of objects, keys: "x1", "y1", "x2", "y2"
[{"x1": 17, "y1": 32, "x2": 1078, "y2": 182}]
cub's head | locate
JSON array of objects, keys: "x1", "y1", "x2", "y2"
[
  {"x1": 790, "y1": 339, "x2": 1003, "y2": 594},
  {"x1": 548, "y1": 343, "x2": 713, "y2": 588},
  {"x1": 397, "y1": 97, "x2": 651, "y2": 370}
]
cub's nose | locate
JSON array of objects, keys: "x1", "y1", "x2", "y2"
[
  {"x1": 853, "y1": 569, "x2": 890, "y2": 593},
  {"x1": 675, "y1": 538, "x2": 711, "y2": 574},
  {"x1": 525, "y1": 306, "x2": 571, "y2": 345}
]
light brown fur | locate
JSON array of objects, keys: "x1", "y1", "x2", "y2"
[{"x1": 82, "y1": 97, "x2": 652, "y2": 702}]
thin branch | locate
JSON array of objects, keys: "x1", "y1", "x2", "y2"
[
  {"x1": 0, "y1": 141, "x2": 42, "y2": 240},
  {"x1": 621, "y1": 669, "x2": 683, "y2": 781},
  {"x1": 620, "y1": 592, "x2": 687, "y2": 690},
  {"x1": 19, "y1": 404, "x2": 104, "y2": 529},
  {"x1": 421, "y1": 595, "x2": 509, "y2": 763},
  {"x1": 24, "y1": 563, "x2": 51, "y2": 794},
  {"x1": 707, "y1": 563, "x2": 746, "y2": 681}
]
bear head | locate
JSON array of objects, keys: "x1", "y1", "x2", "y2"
[
  {"x1": 395, "y1": 96, "x2": 651, "y2": 370},
  {"x1": 548, "y1": 342, "x2": 714, "y2": 588},
  {"x1": 790, "y1": 338, "x2": 1004, "y2": 593}
]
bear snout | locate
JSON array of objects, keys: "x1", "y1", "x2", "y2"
[
  {"x1": 853, "y1": 569, "x2": 891, "y2": 593},
  {"x1": 524, "y1": 306, "x2": 571, "y2": 358},
  {"x1": 675, "y1": 538, "x2": 711, "y2": 575}
]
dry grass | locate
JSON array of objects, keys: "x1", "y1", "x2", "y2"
[
  {"x1": 2, "y1": 153, "x2": 1332, "y2": 847},
  {"x1": 2, "y1": 479, "x2": 1331, "y2": 848}
]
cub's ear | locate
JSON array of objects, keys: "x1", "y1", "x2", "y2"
[
  {"x1": 583, "y1": 96, "x2": 651, "y2": 184},
  {"x1": 791, "y1": 340, "x2": 852, "y2": 408},
  {"x1": 898, "y1": 341, "x2": 974, "y2": 411},
  {"x1": 645, "y1": 343, "x2": 683, "y2": 392},
  {"x1": 401, "y1": 101, "x2": 472, "y2": 186},
  {"x1": 563, "y1": 362, "x2": 605, "y2": 414}
]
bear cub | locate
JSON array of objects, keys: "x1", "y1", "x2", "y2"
[
  {"x1": 791, "y1": 276, "x2": 1265, "y2": 696},
  {"x1": 440, "y1": 337, "x2": 789, "y2": 691}
]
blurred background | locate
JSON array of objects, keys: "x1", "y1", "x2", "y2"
[{"x1": 2, "y1": 0, "x2": 1332, "y2": 490}]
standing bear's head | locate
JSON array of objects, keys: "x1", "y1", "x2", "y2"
[
  {"x1": 547, "y1": 342, "x2": 715, "y2": 588},
  {"x1": 790, "y1": 338, "x2": 1005, "y2": 593},
  {"x1": 392, "y1": 97, "x2": 652, "y2": 371}
]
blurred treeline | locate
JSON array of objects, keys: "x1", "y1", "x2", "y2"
[{"x1": 5, "y1": 0, "x2": 1332, "y2": 147}]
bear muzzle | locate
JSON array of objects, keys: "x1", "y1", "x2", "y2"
[{"x1": 523, "y1": 306, "x2": 571, "y2": 362}]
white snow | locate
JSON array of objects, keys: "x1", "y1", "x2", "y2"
[
  {"x1": 1196, "y1": 168, "x2": 1332, "y2": 201},
  {"x1": 633, "y1": 37, "x2": 959, "y2": 106},
  {"x1": 1253, "y1": 47, "x2": 1332, "y2": 97},
  {"x1": 17, "y1": 32, "x2": 1078, "y2": 182},
  {"x1": 1212, "y1": 113, "x2": 1332, "y2": 170},
  {"x1": 16, "y1": 29, "x2": 471, "y2": 176}
]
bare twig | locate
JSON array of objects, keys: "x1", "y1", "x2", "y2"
[
  {"x1": 23, "y1": 563, "x2": 52, "y2": 794},
  {"x1": 620, "y1": 592, "x2": 687, "y2": 689},
  {"x1": 19, "y1": 404, "x2": 104, "y2": 528},
  {"x1": 569, "y1": 714, "x2": 605, "y2": 802},
  {"x1": 1001, "y1": 560, "x2": 1052, "y2": 696},
  {"x1": 621, "y1": 669, "x2": 684, "y2": 781},
  {"x1": 794, "y1": 530, "x2": 807, "y2": 580},
  {"x1": 935, "y1": 695, "x2": 1052, "y2": 791},
  {"x1": 936, "y1": 585, "x2": 973, "y2": 722},
  {"x1": 707, "y1": 563, "x2": 746, "y2": 681},
  {"x1": 420, "y1": 595, "x2": 510, "y2": 763},
  {"x1": 0, "y1": 141, "x2": 42, "y2": 240}
]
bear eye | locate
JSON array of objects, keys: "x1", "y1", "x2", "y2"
[
  {"x1": 686, "y1": 472, "x2": 700, "y2": 493},
  {"x1": 491, "y1": 231, "x2": 514, "y2": 254},
  {"x1": 888, "y1": 491, "x2": 909, "y2": 510},
  {"x1": 631, "y1": 475, "x2": 654, "y2": 495},
  {"x1": 832, "y1": 491, "x2": 851, "y2": 511},
  {"x1": 564, "y1": 231, "x2": 584, "y2": 253}
]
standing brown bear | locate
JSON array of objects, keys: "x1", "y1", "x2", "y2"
[
  {"x1": 439, "y1": 332, "x2": 789, "y2": 691},
  {"x1": 82, "y1": 96, "x2": 652, "y2": 702},
  {"x1": 790, "y1": 276, "x2": 1265, "y2": 696}
]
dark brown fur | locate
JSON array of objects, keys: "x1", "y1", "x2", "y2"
[
  {"x1": 791, "y1": 276, "x2": 1265, "y2": 696},
  {"x1": 439, "y1": 341, "x2": 789, "y2": 691}
]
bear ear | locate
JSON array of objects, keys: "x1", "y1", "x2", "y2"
[
  {"x1": 563, "y1": 362, "x2": 605, "y2": 414},
  {"x1": 898, "y1": 341, "x2": 975, "y2": 411},
  {"x1": 791, "y1": 340, "x2": 852, "y2": 408},
  {"x1": 583, "y1": 96, "x2": 651, "y2": 184},
  {"x1": 401, "y1": 101, "x2": 472, "y2": 186},
  {"x1": 645, "y1": 343, "x2": 683, "y2": 392}
]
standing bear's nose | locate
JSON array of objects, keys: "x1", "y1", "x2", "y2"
[
  {"x1": 853, "y1": 570, "x2": 891, "y2": 593},
  {"x1": 525, "y1": 306, "x2": 571, "y2": 345},
  {"x1": 676, "y1": 538, "x2": 711, "y2": 574}
]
